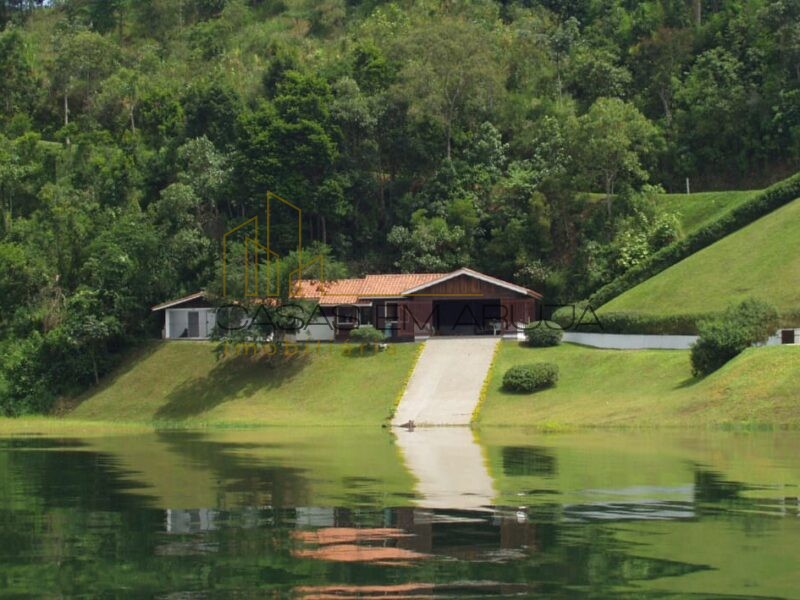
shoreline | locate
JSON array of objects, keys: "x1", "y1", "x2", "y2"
[{"x1": 1, "y1": 341, "x2": 797, "y2": 435}]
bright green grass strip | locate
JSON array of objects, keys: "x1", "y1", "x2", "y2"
[
  {"x1": 600, "y1": 196, "x2": 800, "y2": 315},
  {"x1": 477, "y1": 342, "x2": 800, "y2": 427},
  {"x1": 658, "y1": 190, "x2": 758, "y2": 233},
  {"x1": 67, "y1": 340, "x2": 420, "y2": 427}
]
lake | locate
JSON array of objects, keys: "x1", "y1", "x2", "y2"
[{"x1": 0, "y1": 427, "x2": 798, "y2": 598}]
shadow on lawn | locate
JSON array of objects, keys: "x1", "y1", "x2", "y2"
[
  {"x1": 155, "y1": 353, "x2": 311, "y2": 420},
  {"x1": 64, "y1": 341, "x2": 164, "y2": 414},
  {"x1": 674, "y1": 375, "x2": 704, "y2": 389}
]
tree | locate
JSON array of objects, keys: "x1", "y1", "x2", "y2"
[
  {"x1": 675, "y1": 48, "x2": 750, "y2": 172},
  {"x1": 0, "y1": 28, "x2": 37, "y2": 120},
  {"x1": 176, "y1": 135, "x2": 231, "y2": 224},
  {"x1": 566, "y1": 47, "x2": 632, "y2": 109},
  {"x1": 183, "y1": 79, "x2": 242, "y2": 149},
  {"x1": 387, "y1": 211, "x2": 470, "y2": 272},
  {"x1": 51, "y1": 29, "x2": 119, "y2": 137},
  {"x1": 393, "y1": 17, "x2": 505, "y2": 159},
  {"x1": 0, "y1": 241, "x2": 43, "y2": 335},
  {"x1": 93, "y1": 67, "x2": 143, "y2": 135},
  {"x1": 60, "y1": 289, "x2": 122, "y2": 385},
  {"x1": 630, "y1": 27, "x2": 693, "y2": 125},
  {"x1": 574, "y1": 98, "x2": 662, "y2": 216},
  {"x1": 233, "y1": 72, "x2": 341, "y2": 241}
]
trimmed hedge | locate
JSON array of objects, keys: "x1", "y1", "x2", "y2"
[
  {"x1": 502, "y1": 363, "x2": 559, "y2": 393},
  {"x1": 553, "y1": 305, "x2": 800, "y2": 336},
  {"x1": 552, "y1": 306, "x2": 708, "y2": 334},
  {"x1": 523, "y1": 321, "x2": 564, "y2": 346},
  {"x1": 590, "y1": 172, "x2": 800, "y2": 308}
]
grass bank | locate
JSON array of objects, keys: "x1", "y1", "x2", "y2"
[
  {"x1": 477, "y1": 342, "x2": 800, "y2": 428},
  {"x1": 659, "y1": 190, "x2": 757, "y2": 233},
  {"x1": 600, "y1": 196, "x2": 800, "y2": 317},
  {"x1": 46, "y1": 340, "x2": 422, "y2": 428}
]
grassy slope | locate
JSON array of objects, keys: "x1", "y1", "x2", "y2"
[
  {"x1": 600, "y1": 196, "x2": 800, "y2": 315},
  {"x1": 657, "y1": 190, "x2": 757, "y2": 233},
  {"x1": 66, "y1": 341, "x2": 421, "y2": 426},
  {"x1": 477, "y1": 342, "x2": 800, "y2": 427},
  {"x1": 586, "y1": 190, "x2": 756, "y2": 234}
]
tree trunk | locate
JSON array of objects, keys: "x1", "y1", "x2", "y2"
[
  {"x1": 91, "y1": 349, "x2": 99, "y2": 385},
  {"x1": 63, "y1": 90, "x2": 70, "y2": 146},
  {"x1": 605, "y1": 176, "x2": 615, "y2": 218},
  {"x1": 692, "y1": 0, "x2": 702, "y2": 27},
  {"x1": 446, "y1": 120, "x2": 452, "y2": 161},
  {"x1": 659, "y1": 87, "x2": 672, "y2": 125}
]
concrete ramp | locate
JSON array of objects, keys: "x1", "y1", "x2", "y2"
[{"x1": 392, "y1": 337, "x2": 499, "y2": 426}]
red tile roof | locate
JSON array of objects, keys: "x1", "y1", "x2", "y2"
[
  {"x1": 294, "y1": 268, "x2": 542, "y2": 305},
  {"x1": 295, "y1": 273, "x2": 446, "y2": 305}
]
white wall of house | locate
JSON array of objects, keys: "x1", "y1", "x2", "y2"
[
  {"x1": 165, "y1": 308, "x2": 216, "y2": 339},
  {"x1": 293, "y1": 316, "x2": 336, "y2": 342}
]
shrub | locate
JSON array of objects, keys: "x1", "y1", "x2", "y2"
[
  {"x1": 523, "y1": 321, "x2": 563, "y2": 346},
  {"x1": 690, "y1": 298, "x2": 780, "y2": 376},
  {"x1": 502, "y1": 363, "x2": 559, "y2": 393},
  {"x1": 732, "y1": 298, "x2": 780, "y2": 343},
  {"x1": 348, "y1": 325, "x2": 386, "y2": 346},
  {"x1": 589, "y1": 173, "x2": 800, "y2": 308}
]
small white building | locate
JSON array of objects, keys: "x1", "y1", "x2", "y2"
[{"x1": 152, "y1": 292, "x2": 217, "y2": 340}]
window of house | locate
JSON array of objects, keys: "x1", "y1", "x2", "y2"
[
  {"x1": 384, "y1": 302, "x2": 399, "y2": 322},
  {"x1": 335, "y1": 306, "x2": 358, "y2": 327}
]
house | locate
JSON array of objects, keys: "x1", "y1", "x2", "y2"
[
  {"x1": 152, "y1": 267, "x2": 541, "y2": 342},
  {"x1": 151, "y1": 291, "x2": 217, "y2": 340}
]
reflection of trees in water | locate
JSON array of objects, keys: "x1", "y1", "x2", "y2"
[
  {"x1": 0, "y1": 438, "x2": 165, "y2": 596},
  {"x1": 0, "y1": 437, "x2": 154, "y2": 511},
  {"x1": 154, "y1": 431, "x2": 311, "y2": 509},
  {"x1": 693, "y1": 467, "x2": 745, "y2": 504},
  {"x1": 502, "y1": 446, "x2": 557, "y2": 477}
]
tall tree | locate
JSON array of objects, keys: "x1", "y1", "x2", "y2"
[
  {"x1": 393, "y1": 17, "x2": 505, "y2": 160},
  {"x1": 574, "y1": 98, "x2": 662, "y2": 217}
]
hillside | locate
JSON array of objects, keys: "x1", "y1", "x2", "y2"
[
  {"x1": 6, "y1": 0, "x2": 800, "y2": 416},
  {"x1": 477, "y1": 343, "x2": 800, "y2": 427},
  {"x1": 66, "y1": 341, "x2": 420, "y2": 427},
  {"x1": 599, "y1": 196, "x2": 800, "y2": 317},
  {"x1": 659, "y1": 190, "x2": 758, "y2": 234}
]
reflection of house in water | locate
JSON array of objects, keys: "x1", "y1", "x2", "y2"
[
  {"x1": 165, "y1": 508, "x2": 220, "y2": 534},
  {"x1": 292, "y1": 507, "x2": 538, "y2": 564}
]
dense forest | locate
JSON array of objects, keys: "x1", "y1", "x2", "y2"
[{"x1": 1, "y1": 0, "x2": 799, "y2": 413}]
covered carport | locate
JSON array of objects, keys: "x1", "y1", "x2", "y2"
[{"x1": 433, "y1": 299, "x2": 503, "y2": 335}]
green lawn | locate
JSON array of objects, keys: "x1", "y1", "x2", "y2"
[
  {"x1": 477, "y1": 342, "x2": 800, "y2": 427},
  {"x1": 599, "y1": 196, "x2": 800, "y2": 316},
  {"x1": 65, "y1": 340, "x2": 422, "y2": 427},
  {"x1": 658, "y1": 190, "x2": 757, "y2": 233},
  {"x1": 586, "y1": 190, "x2": 757, "y2": 234}
]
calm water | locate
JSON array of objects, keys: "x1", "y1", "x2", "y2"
[{"x1": 1, "y1": 428, "x2": 799, "y2": 598}]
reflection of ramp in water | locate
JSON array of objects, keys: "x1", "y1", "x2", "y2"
[{"x1": 394, "y1": 427, "x2": 496, "y2": 510}]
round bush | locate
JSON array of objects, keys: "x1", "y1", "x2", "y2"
[
  {"x1": 523, "y1": 321, "x2": 563, "y2": 347},
  {"x1": 690, "y1": 298, "x2": 780, "y2": 376},
  {"x1": 502, "y1": 363, "x2": 559, "y2": 393},
  {"x1": 348, "y1": 325, "x2": 386, "y2": 345}
]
